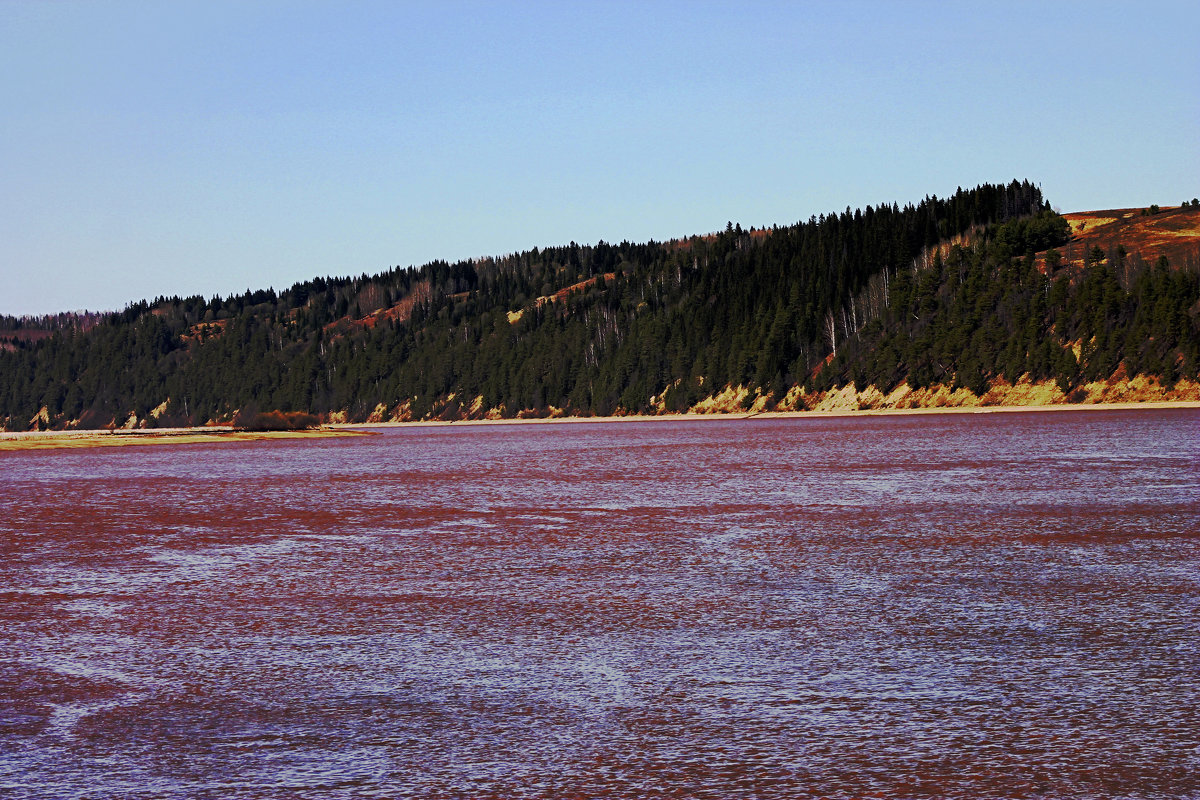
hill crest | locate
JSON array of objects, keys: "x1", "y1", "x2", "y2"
[{"x1": 3, "y1": 182, "x2": 1198, "y2": 430}]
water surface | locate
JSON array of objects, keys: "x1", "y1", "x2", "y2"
[{"x1": 2, "y1": 410, "x2": 1198, "y2": 798}]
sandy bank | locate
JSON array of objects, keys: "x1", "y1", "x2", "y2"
[
  {"x1": 331, "y1": 399, "x2": 1200, "y2": 430},
  {"x1": 7, "y1": 401, "x2": 1196, "y2": 448},
  {"x1": 0, "y1": 426, "x2": 367, "y2": 452}
]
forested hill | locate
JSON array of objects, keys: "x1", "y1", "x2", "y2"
[{"x1": 3, "y1": 180, "x2": 1199, "y2": 430}]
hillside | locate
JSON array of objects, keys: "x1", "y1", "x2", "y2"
[
  {"x1": 2, "y1": 182, "x2": 1198, "y2": 430},
  {"x1": 1056, "y1": 205, "x2": 1200, "y2": 273},
  {"x1": 813, "y1": 201, "x2": 1200, "y2": 408}
]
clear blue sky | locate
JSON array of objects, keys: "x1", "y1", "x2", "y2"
[{"x1": 2, "y1": 1, "x2": 1197, "y2": 315}]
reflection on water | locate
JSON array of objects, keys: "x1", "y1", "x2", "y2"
[{"x1": 2, "y1": 410, "x2": 1199, "y2": 798}]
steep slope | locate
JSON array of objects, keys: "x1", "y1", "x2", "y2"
[{"x1": 812, "y1": 204, "x2": 1200, "y2": 409}]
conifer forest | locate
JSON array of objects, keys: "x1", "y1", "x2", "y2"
[{"x1": 2, "y1": 180, "x2": 1198, "y2": 429}]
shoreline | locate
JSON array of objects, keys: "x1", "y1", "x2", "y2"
[
  {"x1": 0, "y1": 426, "x2": 367, "y2": 452},
  {"x1": 334, "y1": 398, "x2": 1200, "y2": 429},
  {"x1": 3, "y1": 400, "x2": 1196, "y2": 450}
]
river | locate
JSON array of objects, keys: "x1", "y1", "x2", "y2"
[{"x1": 2, "y1": 410, "x2": 1198, "y2": 798}]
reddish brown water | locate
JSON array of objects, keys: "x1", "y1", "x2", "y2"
[{"x1": 2, "y1": 410, "x2": 1199, "y2": 799}]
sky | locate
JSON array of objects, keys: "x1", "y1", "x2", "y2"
[{"x1": 2, "y1": 1, "x2": 1197, "y2": 316}]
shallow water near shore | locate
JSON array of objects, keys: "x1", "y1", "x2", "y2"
[{"x1": 2, "y1": 409, "x2": 1198, "y2": 798}]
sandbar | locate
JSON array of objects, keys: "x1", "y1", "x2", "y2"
[{"x1": 0, "y1": 427, "x2": 367, "y2": 452}]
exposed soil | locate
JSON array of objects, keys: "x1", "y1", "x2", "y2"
[
  {"x1": 534, "y1": 272, "x2": 619, "y2": 310},
  {"x1": 324, "y1": 280, "x2": 433, "y2": 335},
  {"x1": 1044, "y1": 205, "x2": 1200, "y2": 273}
]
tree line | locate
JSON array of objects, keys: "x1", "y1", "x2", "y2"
[{"x1": 3, "y1": 180, "x2": 1195, "y2": 429}]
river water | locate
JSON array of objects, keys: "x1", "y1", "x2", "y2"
[{"x1": 2, "y1": 410, "x2": 1198, "y2": 799}]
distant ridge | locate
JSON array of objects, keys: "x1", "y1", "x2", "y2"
[{"x1": 3, "y1": 182, "x2": 1198, "y2": 430}]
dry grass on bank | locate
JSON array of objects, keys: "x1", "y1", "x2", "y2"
[{"x1": 0, "y1": 427, "x2": 365, "y2": 452}]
